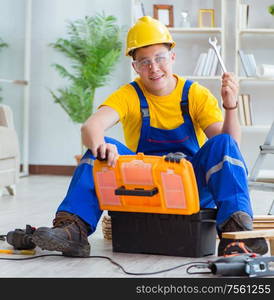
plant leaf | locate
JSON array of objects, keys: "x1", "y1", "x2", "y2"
[{"x1": 49, "y1": 13, "x2": 123, "y2": 123}]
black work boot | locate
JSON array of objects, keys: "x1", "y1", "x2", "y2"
[
  {"x1": 218, "y1": 211, "x2": 268, "y2": 256},
  {"x1": 32, "y1": 211, "x2": 91, "y2": 257}
]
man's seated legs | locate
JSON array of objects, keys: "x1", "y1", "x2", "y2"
[
  {"x1": 191, "y1": 133, "x2": 268, "y2": 256},
  {"x1": 32, "y1": 137, "x2": 134, "y2": 257}
]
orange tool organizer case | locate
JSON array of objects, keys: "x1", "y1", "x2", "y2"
[{"x1": 93, "y1": 152, "x2": 200, "y2": 215}]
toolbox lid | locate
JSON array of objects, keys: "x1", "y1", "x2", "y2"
[{"x1": 93, "y1": 153, "x2": 200, "y2": 215}]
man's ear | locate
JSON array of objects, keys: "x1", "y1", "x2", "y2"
[{"x1": 170, "y1": 51, "x2": 176, "y2": 64}]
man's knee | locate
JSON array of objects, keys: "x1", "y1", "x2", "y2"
[
  {"x1": 209, "y1": 133, "x2": 235, "y2": 144},
  {"x1": 206, "y1": 133, "x2": 239, "y2": 151}
]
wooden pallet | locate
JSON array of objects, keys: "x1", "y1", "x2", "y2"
[
  {"x1": 253, "y1": 215, "x2": 274, "y2": 230},
  {"x1": 253, "y1": 215, "x2": 274, "y2": 221},
  {"x1": 101, "y1": 215, "x2": 112, "y2": 240}
]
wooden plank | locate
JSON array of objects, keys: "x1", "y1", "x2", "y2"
[
  {"x1": 253, "y1": 220, "x2": 274, "y2": 223},
  {"x1": 270, "y1": 239, "x2": 274, "y2": 256},
  {"x1": 253, "y1": 221, "x2": 274, "y2": 223},
  {"x1": 253, "y1": 220, "x2": 274, "y2": 224},
  {"x1": 256, "y1": 178, "x2": 274, "y2": 183},
  {"x1": 254, "y1": 221, "x2": 274, "y2": 223},
  {"x1": 222, "y1": 229, "x2": 274, "y2": 239},
  {"x1": 253, "y1": 228, "x2": 274, "y2": 230},
  {"x1": 253, "y1": 215, "x2": 274, "y2": 221},
  {"x1": 253, "y1": 224, "x2": 274, "y2": 228}
]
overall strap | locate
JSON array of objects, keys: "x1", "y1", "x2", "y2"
[
  {"x1": 130, "y1": 81, "x2": 150, "y2": 149},
  {"x1": 130, "y1": 81, "x2": 149, "y2": 112},
  {"x1": 180, "y1": 79, "x2": 194, "y2": 117},
  {"x1": 180, "y1": 79, "x2": 200, "y2": 150}
]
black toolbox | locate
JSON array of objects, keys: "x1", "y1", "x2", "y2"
[{"x1": 108, "y1": 209, "x2": 217, "y2": 257}]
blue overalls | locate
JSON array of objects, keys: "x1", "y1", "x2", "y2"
[{"x1": 57, "y1": 80, "x2": 253, "y2": 234}]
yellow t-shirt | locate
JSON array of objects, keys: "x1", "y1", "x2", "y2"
[{"x1": 99, "y1": 74, "x2": 223, "y2": 152}]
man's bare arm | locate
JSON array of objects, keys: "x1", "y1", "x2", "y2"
[
  {"x1": 204, "y1": 73, "x2": 241, "y2": 144},
  {"x1": 81, "y1": 106, "x2": 120, "y2": 166}
]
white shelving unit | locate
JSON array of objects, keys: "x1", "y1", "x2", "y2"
[
  {"x1": 235, "y1": 0, "x2": 274, "y2": 171},
  {"x1": 240, "y1": 28, "x2": 274, "y2": 34},
  {"x1": 168, "y1": 27, "x2": 223, "y2": 33},
  {"x1": 235, "y1": 0, "x2": 274, "y2": 130}
]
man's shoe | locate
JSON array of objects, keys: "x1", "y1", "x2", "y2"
[
  {"x1": 218, "y1": 211, "x2": 268, "y2": 256},
  {"x1": 32, "y1": 211, "x2": 90, "y2": 257}
]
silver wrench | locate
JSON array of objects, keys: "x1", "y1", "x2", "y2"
[{"x1": 208, "y1": 37, "x2": 227, "y2": 73}]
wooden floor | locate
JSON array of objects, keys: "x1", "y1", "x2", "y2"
[{"x1": 0, "y1": 175, "x2": 273, "y2": 278}]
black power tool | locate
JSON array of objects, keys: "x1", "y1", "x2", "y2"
[
  {"x1": 6, "y1": 225, "x2": 36, "y2": 250},
  {"x1": 207, "y1": 242, "x2": 274, "y2": 277},
  {"x1": 209, "y1": 253, "x2": 274, "y2": 277}
]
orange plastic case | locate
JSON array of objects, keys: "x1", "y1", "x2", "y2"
[{"x1": 93, "y1": 153, "x2": 200, "y2": 215}]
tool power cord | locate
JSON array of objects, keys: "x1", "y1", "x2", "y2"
[{"x1": 0, "y1": 253, "x2": 210, "y2": 276}]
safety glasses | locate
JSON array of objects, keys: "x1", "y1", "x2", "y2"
[{"x1": 133, "y1": 51, "x2": 171, "y2": 71}]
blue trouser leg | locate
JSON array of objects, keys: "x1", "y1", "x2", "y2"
[
  {"x1": 57, "y1": 133, "x2": 252, "y2": 234},
  {"x1": 57, "y1": 137, "x2": 134, "y2": 235},
  {"x1": 190, "y1": 133, "x2": 253, "y2": 228}
]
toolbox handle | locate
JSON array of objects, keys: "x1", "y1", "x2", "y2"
[{"x1": 115, "y1": 186, "x2": 159, "y2": 197}]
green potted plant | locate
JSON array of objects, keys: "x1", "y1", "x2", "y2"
[
  {"x1": 268, "y1": 5, "x2": 274, "y2": 16},
  {"x1": 50, "y1": 13, "x2": 123, "y2": 161},
  {"x1": 0, "y1": 38, "x2": 8, "y2": 102}
]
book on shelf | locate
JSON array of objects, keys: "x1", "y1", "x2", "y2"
[
  {"x1": 242, "y1": 94, "x2": 253, "y2": 126},
  {"x1": 238, "y1": 94, "x2": 253, "y2": 126},
  {"x1": 239, "y1": 3, "x2": 249, "y2": 29},
  {"x1": 202, "y1": 48, "x2": 214, "y2": 76},
  {"x1": 238, "y1": 50, "x2": 257, "y2": 77},
  {"x1": 193, "y1": 53, "x2": 205, "y2": 75},
  {"x1": 193, "y1": 52, "x2": 207, "y2": 76},
  {"x1": 247, "y1": 54, "x2": 257, "y2": 76},
  {"x1": 193, "y1": 44, "x2": 221, "y2": 76},
  {"x1": 237, "y1": 95, "x2": 246, "y2": 125},
  {"x1": 238, "y1": 50, "x2": 250, "y2": 76},
  {"x1": 209, "y1": 45, "x2": 220, "y2": 76}
]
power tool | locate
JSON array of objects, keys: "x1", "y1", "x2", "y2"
[
  {"x1": 208, "y1": 242, "x2": 274, "y2": 277},
  {"x1": 208, "y1": 253, "x2": 274, "y2": 277},
  {"x1": 6, "y1": 225, "x2": 36, "y2": 250}
]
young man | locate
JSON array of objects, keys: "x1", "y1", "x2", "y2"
[{"x1": 32, "y1": 16, "x2": 268, "y2": 257}]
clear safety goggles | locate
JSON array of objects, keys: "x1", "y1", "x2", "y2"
[{"x1": 133, "y1": 51, "x2": 171, "y2": 71}]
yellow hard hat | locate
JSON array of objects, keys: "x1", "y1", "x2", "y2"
[{"x1": 126, "y1": 16, "x2": 176, "y2": 56}]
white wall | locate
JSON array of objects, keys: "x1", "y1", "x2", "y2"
[
  {"x1": 0, "y1": 0, "x2": 273, "y2": 170},
  {"x1": 29, "y1": 0, "x2": 130, "y2": 165}
]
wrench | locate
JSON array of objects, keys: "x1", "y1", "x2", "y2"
[{"x1": 208, "y1": 37, "x2": 227, "y2": 73}]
